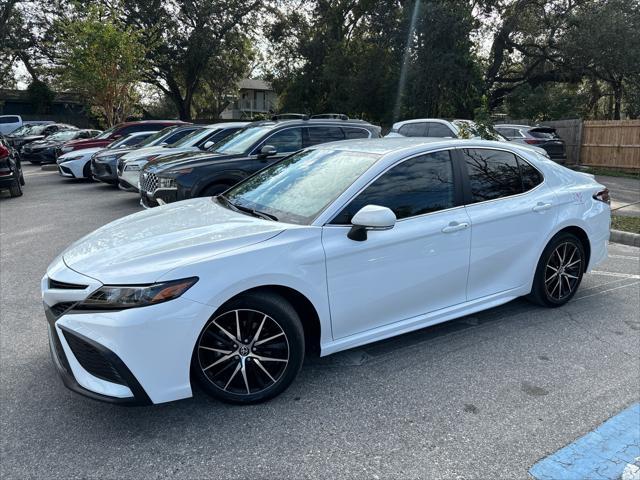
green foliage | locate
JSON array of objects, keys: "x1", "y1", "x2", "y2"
[
  {"x1": 26, "y1": 79, "x2": 54, "y2": 113},
  {"x1": 56, "y1": 7, "x2": 147, "y2": 126},
  {"x1": 503, "y1": 83, "x2": 588, "y2": 121}
]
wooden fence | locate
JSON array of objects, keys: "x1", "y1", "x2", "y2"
[{"x1": 580, "y1": 120, "x2": 640, "y2": 170}]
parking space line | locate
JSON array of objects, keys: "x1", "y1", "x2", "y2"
[
  {"x1": 590, "y1": 271, "x2": 640, "y2": 279},
  {"x1": 608, "y1": 255, "x2": 640, "y2": 260},
  {"x1": 576, "y1": 281, "x2": 639, "y2": 300},
  {"x1": 529, "y1": 403, "x2": 640, "y2": 480}
]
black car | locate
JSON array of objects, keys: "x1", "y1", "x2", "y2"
[
  {"x1": 5, "y1": 123, "x2": 78, "y2": 154},
  {"x1": 139, "y1": 116, "x2": 381, "y2": 207},
  {"x1": 0, "y1": 136, "x2": 24, "y2": 197},
  {"x1": 21, "y1": 129, "x2": 102, "y2": 164},
  {"x1": 91, "y1": 125, "x2": 199, "y2": 185}
]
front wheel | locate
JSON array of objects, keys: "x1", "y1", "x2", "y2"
[
  {"x1": 192, "y1": 292, "x2": 305, "y2": 404},
  {"x1": 202, "y1": 182, "x2": 232, "y2": 197},
  {"x1": 527, "y1": 232, "x2": 585, "y2": 307}
]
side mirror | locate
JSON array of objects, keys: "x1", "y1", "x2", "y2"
[
  {"x1": 348, "y1": 205, "x2": 396, "y2": 241},
  {"x1": 258, "y1": 145, "x2": 277, "y2": 159},
  {"x1": 202, "y1": 140, "x2": 214, "y2": 150}
]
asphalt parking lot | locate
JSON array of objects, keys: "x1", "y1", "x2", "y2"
[{"x1": 1, "y1": 164, "x2": 639, "y2": 479}]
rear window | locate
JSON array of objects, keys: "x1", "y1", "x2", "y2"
[
  {"x1": 0, "y1": 116, "x2": 20, "y2": 124},
  {"x1": 399, "y1": 123, "x2": 427, "y2": 137},
  {"x1": 529, "y1": 128, "x2": 559, "y2": 139}
]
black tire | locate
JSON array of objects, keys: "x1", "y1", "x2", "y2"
[
  {"x1": 82, "y1": 162, "x2": 92, "y2": 180},
  {"x1": 202, "y1": 182, "x2": 232, "y2": 197},
  {"x1": 192, "y1": 292, "x2": 305, "y2": 404},
  {"x1": 527, "y1": 232, "x2": 586, "y2": 307},
  {"x1": 8, "y1": 178, "x2": 23, "y2": 197},
  {"x1": 19, "y1": 171, "x2": 25, "y2": 186}
]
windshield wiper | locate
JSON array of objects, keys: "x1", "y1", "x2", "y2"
[{"x1": 218, "y1": 195, "x2": 278, "y2": 221}]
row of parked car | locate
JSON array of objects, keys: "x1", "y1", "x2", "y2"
[{"x1": 0, "y1": 114, "x2": 567, "y2": 203}]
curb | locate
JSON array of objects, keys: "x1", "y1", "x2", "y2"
[
  {"x1": 41, "y1": 164, "x2": 58, "y2": 171},
  {"x1": 610, "y1": 229, "x2": 640, "y2": 247}
]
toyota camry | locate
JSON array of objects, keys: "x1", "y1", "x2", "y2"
[{"x1": 42, "y1": 138, "x2": 610, "y2": 405}]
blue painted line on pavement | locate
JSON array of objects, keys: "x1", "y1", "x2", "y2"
[{"x1": 529, "y1": 402, "x2": 640, "y2": 480}]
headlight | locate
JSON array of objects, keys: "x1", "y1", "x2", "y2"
[
  {"x1": 158, "y1": 177, "x2": 177, "y2": 189},
  {"x1": 125, "y1": 164, "x2": 140, "y2": 171},
  {"x1": 59, "y1": 155, "x2": 82, "y2": 163},
  {"x1": 97, "y1": 155, "x2": 117, "y2": 163},
  {"x1": 75, "y1": 277, "x2": 198, "y2": 310},
  {"x1": 61, "y1": 146, "x2": 73, "y2": 153}
]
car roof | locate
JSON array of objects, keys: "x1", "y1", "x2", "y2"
[
  {"x1": 311, "y1": 137, "x2": 450, "y2": 154},
  {"x1": 202, "y1": 122, "x2": 249, "y2": 128},
  {"x1": 244, "y1": 119, "x2": 375, "y2": 129},
  {"x1": 117, "y1": 120, "x2": 187, "y2": 127},
  {"x1": 495, "y1": 124, "x2": 531, "y2": 128}
]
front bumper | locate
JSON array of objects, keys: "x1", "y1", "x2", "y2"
[
  {"x1": 22, "y1": 149, "x2": 56, "y2": 164},
  {"x1": 91, "y1": 158, "x2": 118, "y2": 183},
  {"x1": 42, "y1": 261, "x2": 216, "y2": 405}
]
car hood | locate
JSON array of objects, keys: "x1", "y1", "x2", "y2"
[
  {"x1": 121, "y1": 146, "x2": 199, "y2": 163},
  {"x1": 58, "y1": 147, "x2": 103, "y2": 160},
  {"x1": 94, "y1": 146, "x2": 136, "y2": 159},
  {"x1": 145, "y1": 150, "x2": 235, "y2": 172},
  {"x1": 26, "y1": 139, "x2": 65, "y2": 148},
  {"x1": 61, "y1": 197, "x2": 288, "y2": 284},
  {"x1": 11, "y1": 135, "x2": 45, "y2": 144}
]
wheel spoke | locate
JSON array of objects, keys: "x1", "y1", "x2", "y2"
[
  {"x1": 241, "y1": 362, "x2": 250, "y2": 394},
  {"x1": 254, "y1": 358, "x2": 276, "y2": 383},
  {"x1": 557, "y1": 275, "x2": 563, "y2": 297},
  {"x1": 546, "y1": 271, "x2": 559, "y2": 283},
  {"x1": 213, "y1": 319, "x2": 237, "y2": 342},
  {"x1": 224, "y1": 362, "x2": 242, "y2": 391},
  {"x1": 199, "y1": 346, "x2": 233, "y2": 354},
  {"x1": 252, "y1": 315, "x2": 268, "y2": 343},
  {"x1": 566, "y1": 258, "x2": 582, "y2": 269},
  {"x1": 251, "y1": 353, "x2": 287, "y2": 363},
  {"x1": 203, "y1": 352, "x2": 235, "y2": 371},
  {"x1": 564, "y1": 273, "x2": 578, "y2": 280},
  {"x1": 254, "y1": 332, "x2": 284, "y2": 346},
  {"x1": 546, "y1": 264, "x2": 559, "y2": 272},
  {"x1": 235, "y1": 310, "x2": 241, "y2": 341}
]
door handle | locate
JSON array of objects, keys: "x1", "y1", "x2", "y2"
[
  {"x1": 532, "y1": 202, "x2": 552, "y2": 212},
  {"x1": 442, "y1": 222, "x2": 469, "y2": 233}
]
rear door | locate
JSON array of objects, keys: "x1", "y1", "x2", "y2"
[{"x1": 459, "y1": 148, "x2": 557, "y2": 300}]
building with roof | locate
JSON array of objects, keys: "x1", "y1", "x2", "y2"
[{"x1": 220, "y1": 79, "x2": 278, "y2": 120}]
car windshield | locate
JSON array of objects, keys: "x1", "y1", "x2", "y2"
[
  {"x1": 140, "y1": 127, "x2": 176, "y2": 147},
  {"x1": 9, "y1": 125, "x2": 33, "y2": 135},
  {"x1": 212, "y1": 125, "x2": 274, "y2": 155},
  {"x1": 223, "y1": 148, "x2": 381, "y2": 225},
  {"x1": 109, "y1": 134, "x2": 146, "y2": 149},
  {"x1": 95, "y1": 126, "x2": 117, "y2": 139},
  {"x1": 170, "y1": 128, "x2": 214, "y2": 148},
  {"x1": 47, "y1": 130, "x2": 78, "y2": 141}
]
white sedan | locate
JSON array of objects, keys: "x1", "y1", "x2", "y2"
[
  {"x1": 42, "y1": 138, "x2": 610, "y2": 405},
  {"x1": 56, "y1": 132, "x2": 155, "y2": 179}
]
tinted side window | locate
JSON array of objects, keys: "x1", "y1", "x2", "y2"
[
  {"x1": 332, "y1": 150, "x2": 455, "y2": 224},
  {"x1": 426, "y1": 123, "x2": 454, "y2": 137},
  {"x1": 264, "y1": 128, "x2": 303, "y2": 153},
  {"x1": 464, "y1": 149, "x2": 522, "y2": 202},
  {"x1": 519, "y1": 158, "x2": 543, "y2": 191},
  {"x1": 306, "y1": 126, "x2": 344, "y2": 147},
  {"x1": 343, "y1": 127, "x2": 370, "y2": 139},
  {"x1": 123, "y1": 135, "x2": 146, "y2": 146},
  {"x1": 399, "y1": 123, "x2": 427, "y2": 137},
  {"x1": 495, "y1": 127, "x2": 516, "y2": 137}
]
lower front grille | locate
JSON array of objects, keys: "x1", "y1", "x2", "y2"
[
  {"x1": 62, "y1": 330, "x2": 125, "y2": 385},
  {"x1": 49, "y1": 278, "x2": 87, "y2": 290},
  {"x1": 50, "y1": 302, "x2": 76, "y2": 317}
]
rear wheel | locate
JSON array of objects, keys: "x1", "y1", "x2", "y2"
[
  {"x1": 8, "y1": 177, "x2": 22, "y2": 197},
  {"x1": 192, "y1": 292, "x2": 305, "y2": 404},
  {"x1": 527, "y1": 232, "x2": 585, "y2": 307}
]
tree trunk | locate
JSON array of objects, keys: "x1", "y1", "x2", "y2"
[{"x1": 612, "y1": 82, "x2": 623, "y2": 120}]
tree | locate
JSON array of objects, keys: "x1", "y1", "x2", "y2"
[
  {"x1": 115, "y1": 0, "x2": 263, "y2": 120},
  {"x1": 56, "y1": 8, "x2": 147, "y2": 126}
]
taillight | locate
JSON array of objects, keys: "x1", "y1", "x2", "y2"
[
  {"x1": 593, "y1": 188, "x2": 610, "y2": 205},
  {"x1": 524, "y1": 139, "x2": 544, "y2": 145},
  {"x1": 0, "y1": 144, "x2": 9, "y2": 158}
]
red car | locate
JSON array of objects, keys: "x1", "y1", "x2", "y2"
[{"x1": 59, "y1": 120, "x2": 188, "y2": 154}]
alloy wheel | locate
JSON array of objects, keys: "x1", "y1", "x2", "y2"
[
  {"x1": 544, "y1": 241, "x2": 582, "y2": 301},
  {"x1": 196, "y1": 309, "x2": 290, "y2": 396}
]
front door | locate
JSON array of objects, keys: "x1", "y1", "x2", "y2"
[{"x1": 322, "y1": 150, "x2": 471, "y2": 339}]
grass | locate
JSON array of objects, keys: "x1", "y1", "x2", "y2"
[
  {"x1": 580, "y1": 166, "x2": 640, "y2": 179},
  {"x1": 611, "y1": 215, "x2": 640, "y2": 234}
]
